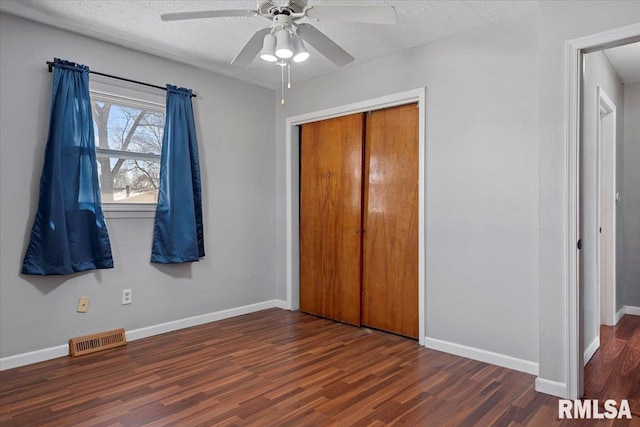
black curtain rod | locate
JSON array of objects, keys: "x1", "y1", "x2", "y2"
[{"x1": 46, "y1": 61, "x2": 196, "y2": 98}]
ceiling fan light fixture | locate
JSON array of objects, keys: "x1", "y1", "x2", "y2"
[
  {"x1": 260, "y1": 33, "x2": 277, "y2": 62},
  {"x1": 291, "y1": 36, "x2": 309, "y2": 62},
  {"x1": 275, "y1": 29, "x2": 293, "y2": 58}
]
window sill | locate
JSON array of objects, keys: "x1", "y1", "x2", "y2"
[{"x1": 102, "y1": 203, "x2": 156, "y2": 219}]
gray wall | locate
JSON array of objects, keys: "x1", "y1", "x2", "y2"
[
  {"x1": 538, "y1": 0, "x2": 640, "y2": 386},
  {"x1": 581, "y1": 51, "x2": 624, "y2": 356},
  {"x1": 2, "y1": 1, "x2": 639, "y2": 396},
  {"x1": 275, "y1": 13, "x2": 540, "y2": 364},
  {"x1": 621, "y1": 82, "x2": 640, "y2": 306},
  {"x1": 0, "y1": 13, "x2": 277, "y2": 358}
]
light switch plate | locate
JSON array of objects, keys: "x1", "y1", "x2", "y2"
[{"x1": 77, "y1": 296, "x2": 90, "y2": 313}]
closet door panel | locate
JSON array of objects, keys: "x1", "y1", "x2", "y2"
[
  {"x1": 299, "y1": 113, "x2": 364, "y2": 326},
  {"x1": 362, "y1": 104, "x2": 419, "y2": 338}
]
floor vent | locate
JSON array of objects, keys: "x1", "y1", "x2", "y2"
[{"x1": 69, "y1": 328, "x2": 127, "y2": 357}]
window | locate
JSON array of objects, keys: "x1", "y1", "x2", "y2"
[{"x1": 89, "y1": 80, "x2": 165, "y2": 214}]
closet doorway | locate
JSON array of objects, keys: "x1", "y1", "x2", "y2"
[{"x1": 300, "y1": 103, "x2": 419, "y2": 339}]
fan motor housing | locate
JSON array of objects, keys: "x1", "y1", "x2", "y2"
[{"x1": 259, "y1": 0, "x2": 307, "y2": 16}]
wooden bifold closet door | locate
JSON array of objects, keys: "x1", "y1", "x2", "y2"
[
  {"x1": 299, "y1": 113, "x2": 364, "y2": 326},
  {"x1": 300, "y1": 104, "x2": 418, "y2": 339}
]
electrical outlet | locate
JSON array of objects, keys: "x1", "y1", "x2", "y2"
[
  {"x1": 122, "y1": 289, "x2": 132, "y2": 305},
  {"x1": 77, "y1": 296, "x2": 90, "y2": 313}
]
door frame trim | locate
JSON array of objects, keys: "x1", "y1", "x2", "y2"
[
  {"x1": 563, "y1": 23, "x2": 640, "y2": 400},
  {"x1": 285, "y1": 88, "x2": 427, "y2": 346}
]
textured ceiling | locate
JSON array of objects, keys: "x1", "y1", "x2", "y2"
[
  {"x1": 0, "y1": 0, "x2": 541, "y2": 89},
  {"x1": 603, "y1": 42, "x2": 640, "y2": 85}
]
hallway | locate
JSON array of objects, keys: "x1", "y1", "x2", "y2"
[{"x1": 584, "y1": 314, "x2": 640, "y2": 416}]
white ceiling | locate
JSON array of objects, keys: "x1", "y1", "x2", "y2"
[
  {"x1": 603, "y1": 42, "x2": 640, "y2": 85},
  {"x1": 0, "y1": 0, "x2": 539, "y2": 89}
]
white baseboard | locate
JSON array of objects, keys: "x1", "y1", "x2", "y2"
[
  {"x1": 624, "y1": 305, "x2": 640, "y2": 316},
  {"x1": 535, "y1": 377, "x2": 568, "y2": 398},
  {"x1": 0, "y1": 299, "x2": 288, "y2": 371},
  {"x1": 583, "y1": 336, "x2": 599, "y2": 366},
  {"x1": 0, "y1": 345, "x2": 69, "y2": 371},
  {"x1": 615, "y1": 307, "x2": 626, "y2": 324},
  {"x1": 126, "y1": 299, "x2": 288, "y2": 341},
  {"x1": 423, "y1": 336, "x2": 538, "y2": 375},
  {"x1": 272, "y1": 299, "x2": 289, "y2": 310}
]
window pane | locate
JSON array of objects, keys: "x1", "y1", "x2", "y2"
[
  {"x1": 92, "y1": 102, "x2": 164, "y2": 155},
  {"x1": 97, "y1": 157, "x2": 159, "y2": 203},
  {"x1": 91, "y1": 92, "x2": 164, "y2": 205}
]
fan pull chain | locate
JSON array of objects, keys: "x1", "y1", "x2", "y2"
[
  {"x1": 287, "y1": 63, "x2": 291, "y2": 89},
  {"x1": 281, "y1": 64, "x2": 285, "y2": 105}
]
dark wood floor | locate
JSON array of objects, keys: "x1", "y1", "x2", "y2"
[
  {"x1": 584, "y1": 314, "x2": 640, "y2": 415},
  {"x1": 0, "y1": 309, "x2": 638, "y2": 426}
]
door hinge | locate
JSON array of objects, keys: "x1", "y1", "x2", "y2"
[{"x1": 577, "y1": 239, "x2": 582, "y2": 250}]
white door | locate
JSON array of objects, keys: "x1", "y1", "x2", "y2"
[{"x1": 597, "y1": 87, "x2": 617, "y2": 326}]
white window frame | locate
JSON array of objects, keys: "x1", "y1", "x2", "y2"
[{"x1": 89, "y1": 76, "x2": 166, "y2": 219}]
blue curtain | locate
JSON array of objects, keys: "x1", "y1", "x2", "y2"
[
  {"x1": 151, "y1": 85, "x2": 204, "y2": 263},
  {"x1": 22, "y1": 58, "x2": 113, "y2": 275}
]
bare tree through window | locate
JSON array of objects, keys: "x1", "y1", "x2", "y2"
[{"x1": 91, "y1": 94, "x2": 164, "y2": 203}]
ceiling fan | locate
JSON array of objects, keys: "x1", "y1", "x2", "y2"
[{"x1": 161, "y1": 0, "x2": 397, "y2": 68}]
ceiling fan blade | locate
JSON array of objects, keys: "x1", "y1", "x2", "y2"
[
  {"x1": 296, "y1": 23, "x2": 354, "y2": 67},
  {"x1": 231, "y1": 28, "x2": 272, "y2": 66},
  {"x1": 161, "y1": 9, "x2": 258, "y2": 22},
  {"x1": 305, "y1": 5, "x2": 396, "y2": 25}
]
